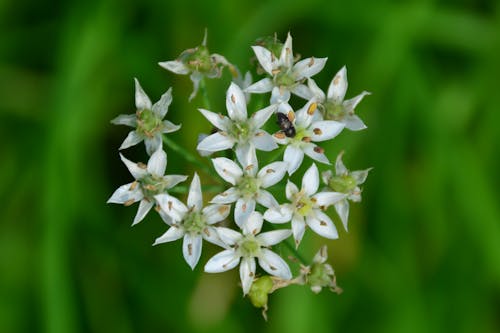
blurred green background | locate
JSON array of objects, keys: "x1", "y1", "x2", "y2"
[{"x1": 1, "y1": 0, "x2": 500, "y2": 332}]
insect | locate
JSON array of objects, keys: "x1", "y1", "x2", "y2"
[{"x1": 276, "y1": 112, "x2": 296, "y2": 138}]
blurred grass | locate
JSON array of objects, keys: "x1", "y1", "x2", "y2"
[{"x1": 1, "y1": 0, "x2": 500, "y2": 332}]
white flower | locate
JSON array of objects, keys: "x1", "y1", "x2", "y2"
[
  {"x1": 111, "y1": 79, "x2": 181, "y2": 155},
  {"x1": 264, "y1": 164, "x2": 345, "y2": 247},
  {"x1": 306, "y1": 66, "x2": 370, "y2": 131},
  {"x1": 322, "y1": 152, "x2": 371, "y2": 231},
  {"x1": 153, "y1": 173, "x2": 230, "y2": 269},
  {"x1": 204, "y1": 212, "x2": 292, "y2": 295},
  {"x1": 210, "y1": 152, "x2": 288, "y2": 227},
  {"x1": 232, "y1": 67, "x2": 253, "y2": 102},
  {"x1": 246, "y1": 32, "x2": 327, "y2": 105},
  {"x1": 197, "y1": 82, "x2": 278, "y2": 163},
  {"x1": 107, "y1": 148, "x2": 188, "y2": 225},
  {"x1": 158, "y1": 31, "x2": 232, "y2": 101},
  {"x1": 273, "y1": 99, "x2": 345, "y2": 174}
]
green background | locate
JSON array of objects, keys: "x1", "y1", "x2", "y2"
[{"x1": 1, "y1": 0, "x2": 500, "y2": 332}]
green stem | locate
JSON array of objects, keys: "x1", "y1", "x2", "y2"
[
  {"x1": 267, "y1": 224, "x2": 307, "y2": 265},
  {"x1": 162, "y1": 136, "x2": 214, "y2": 177},
  {"x1": 168, "y1": 184, "x2": 225, "y2": 194},
  {"x1": 199, "y1": 78, "x2": 211, "y2": 110},
  {"x1": 264, "y1": 145, "x2": 285, "y2": 165}
]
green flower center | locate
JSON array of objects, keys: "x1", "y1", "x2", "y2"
[
  {"x1": 308, "y1": 263, "x2": 332, "y2": 289},
  {"x1": 328, "y1": 175, "x2": 356, "y2": 193},
  {"x1": 136, "y1": 109, "x2": 163, "y2": 138},
  {"x1": 237, "y1": 174, "x2": 260, "y2": 198},
  {"x1": 274, "y1": 67, "x2": 296, "y2": 87},
  {"x1": 294, "y1": 191, "x2": 316, "y2": 216},
  {"x1": 323, "y1": 101, "x2": 346, "y2": 121},
  {"x1": 140, "y1": 175, "x2": 170, "y2": 199},
  {"x1": 179, "y1": 45, "x2": 213, "y2": 73},
  {"x1": 183, "y1": 210, "x2": 206, "y2": 234},
  {"x1": 238, "y1": 235, "x2": 261, "y2": 257},
  {"x1": 231, "y1": 121, "x2": 252, "y2": 142}
]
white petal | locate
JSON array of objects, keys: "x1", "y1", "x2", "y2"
[
  {"x1": 216, "y1": 227, "x2": 242, "y2": 246},
  {"x1": 162, "y1": 120, "x2": 181, "y2": 133},
  {"x1": 187, "y1": 173, "x2": 202, "y2": 210},
  {"x1": 351, "y1": 168, "x2": 372, "y2": 184},
  {"x1": 335, "y1": 199, "x2": 350, "y2": 231},
  {"x1": 242, "y1": 211, "x2": 263, "y2": 236},
  {"x1": 307, "y1": 78, "x2": 326, "y2": 101},
  {"x1": 321, "y1": 170, "x2": 333, "y2": 185},
  {"x1": 343, "y1": 91, "x2": 370, "y2": 113},
  {"x1": 335, "y1": 152, "x2": 348, "y2": 176},
  {"x1": 107, "y1": 183, "x2": 143, "y2": 204},
  {"x1": 257, "y1": 229, "x2": 292, "y2": 246},
  {"x1": 210, "y1": 187, "x2": 240, "y2": 204},
  {"x1": 144, "y1": 135, "x2": 162, "y2": 156},
  {"x1": 120, "y1": 153, "x2": 148, "y2": 179},
  {"x1": 240, "y1": 257, "x2": 256, "y2": 295},
  {"x1": 294, "y1": 100, "x2": 315, "y2": 128},
  {"x1": 245, "y1": 78, "x2": 273, "y2": 94},
  {"x1": 235, "y1": 143, "x2": 256, "y2": 170},
  {"x1": 263, "y1": 205, "x2": 293, "y2": 224},
  {"x1": 189, "y1": 72, "x2": 202, "y2": 102},
  {"x1": 155, "y1": 194, "x2": 188, "y2": 222},
  {"x1": 285, "y1": 180, "x2": 299, "y2": 201},
  {"x1": 212, "y1": 157, "x2": 243, "y2": 185},
  {"x1": 302, "y1": 163, "x2": 319, "y2": 196},
  {"x1": 119, "y1": 131, "x2": 143, "y2": 150},
  {"x1": 153, "y1": 225, "x2": 185, "y2": 245},
  {"x1": 134, "y1": 78, "x2": 152, "y2": 110},
  {"x1": 147, "y1": 148, "x2": 167, "y2": 176},
  {"x1": 251, "y1": 45, "x2": 274, "y2": 74},
  {"x1": 132, "y1": 199, "x2": 154, "y2": 225},
  {"x1": 197, "y1": 132, "x2": 235, "y2": 152},
  {"x1": 327, "y1": 66, "x2": 348, "y2": 103},
  {"x1": 307, "y1": 211, "x2": 338, "y2": 239},
  {"x1": 202, "y1": 226, "x2": 226, "y2": 248},
  {"x1": 152, "y1": 87, "x2": 172, "y2": 118},
  {"x1": 163, "y1": 175, "x2": 188, "y2": 189},
  {"x1": 235, "y1": 197, "x2": 256, "y2": 228},
  {"x1": 279, "y1": 32, "x2": 294, "y2": 68},
  {"x1": 258, "y1": 249, "x2": 292, "y2": 279},
  {"x1": 284, "y1": 145, "x2": 304, "y2": 175},
  {"x1": 291, "y1": 84, "x2": 313, "y2": 100},
  {"x1": 304, "y1": 144, "x2": 330, "y2": 165},
  {"x1": 204, "y1": 249, "x2": 240, "y2": 273},
  {"x1": 312, "y1": 191, "x2": 346, "y2": 207},
  {"x1": 252, "y1": 131, "x2": 278, "y2": 152},
  {"x1": 258, "y1": 161, "x2": 288, "y2": 188},
  {"x1": 292, "y1": 57, "x2": 327, "y2": 80},
  {"x1": 291, "y1": 214, "x2": 306, "y2": 247},
  {"x1": 256, "y1": 190, "x2": 279, "y2": 209},
  {"x1": 198, "y1": 109, "x2": 230, "y2": 131},
  {"x1": 183, "y1": 234, "x2": 203, "y2": 269},
  {"x1": 251, "y1": 104, "x2": 276, "y2": 128},
  {"x1": 226, "y1": 82, "x2": 247, "y2": 122},
  {"x1": 343, "y1": 115, "x2": 367, "y2": 131},
  {"x1": 271, "y1": 86, "x2": 291, "y2": 104},
  {"x1": 310, "y1": 120, "x2": 345, "y2": 142},
  {"x1": 111, "y1": 114, "x2": 137, "y2": 127},
  {"x1": 158, "y1": 60, "x2": 190, "y2": 75},
  {"x1": 202, "y1": 204, "x2": 230, "y2": 224}
]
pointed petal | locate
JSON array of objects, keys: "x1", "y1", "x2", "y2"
[
  {"x1": 302, "y1": 163, "x2": 319, "y2": 196},
  {"x1": 134, "y1": 78, "x2": 152, "y2": 110},
  {"x1": 147, "y1": 148, "x2": 167, "y2": 176},
  {"x1": 310, "y1": 120, "x2": 345, "y2": 142},
  {"x1": 291, "y1": 214, "x2": 306, "y2": 247},
  {"x1": 258, "y1": 249, "x2": 292, "y2": 279},
  {"x1": 198, "y1": 109, "x2": 230, "y2": 131},
  {"x1": 292, "y1": 57, "x2": 327, "y2": 80},
  {"x1": 335, "y1": 152, "x2": 348, "y2": 176},
  {"x1": 183, "y1": 234, "x2": 202, "y2": 269},
  {"x1": 307, "y1": 78, "x2": 326, "y2": 101},
  {"x1": 327, "y1": 66, "x2": 348, "y2": 103},
  {"x1": 152, "y1": 87, "x2": 172, "y2": 118},
  {"x1": 312, "y1": 191, "x2": 346, "y2": 207},
  {"x1": 285, "y1": 180, "x2": 299, "y2": 201},
  {"x1": 226, "y1": 82, "x2": 247, "y2": 121},
  {"x1": 240, "y1": 257, "x2": 256, "y2": 295},
  {"x1": 343, "y1": 114, "x2": 367, "y2": 131},
  {"x1": 291, "y1": 84, "x2": 313, "y2": 100},
  {"x1": 187, "y1": 173, "x2": 202, "y2": 210},
  {"x1": 335, "y1": 199, "x2": 350, "y2": 231},
  {"x1": 251, "y1": 45, "x2": 274, "y2": 74},
  {"x1": 212, "y1": 157, "x2": 243, "y2": 185},
  {"x1": 162, "y1": 120, "x2": 182, "y2": 133},
  {"x1": 307, "y1": 211, "x2": 338, "y2": 239},
  {"x1": 279, "y1": 32, "x2": 294, "y2": 68},
  {"x1": 155, "y1": 194, "x2": 188, "y2": 222},
  {"x1": 304, "y1": 144, "x2": 330, "y2": 165},
  {"x1": 245, "y1": 78, "x2": 273, "y2": 94},
  {"x1": 163, "y1": 175, "x2": 188, "y2": 189},
  {"x1": 111, "y1": 114, "x2": 137, "y2": 127},
  {"x1": 295, "y1": 99, "x2": 316, "y2": 128},
  {"x1": 197, "y1": 132, "x2": 235, "y2": 152},
  {"x1": 258, "y1": 161, "x2": 288, "y2": 188},
  {"x1": 256, "y1": 189, "x2": 279, "y2": 209},
  {"x1": 119, "y1": 131, "x2": 143, "y2": 150},
  {"x1": 271, "y1": 86, "x2": 291, "y2": 104},
  {"x1": 132, "y1": 199, "x2": 154, "y2": 225},
  {"x1": 189, "y1": 72, "x2": 203, "y2": 102},
  {"x1": 144, "y1": 135, "x2": 162, "y2": 156},
  {"x1": 351, "y1": 168, "x2": 372, "y2": 184},
  {"x1": 321, "y1": 170, "x2": 333, "y2": 185},
  {"x1": 343, "y1": 91, "x2": 370, "y2": 112},
  {"x1": 204, "y1": 249, "x2": 240, "y2": 273},
  {"x1": 216, "y1": 227, "x2": 242, "y2": 246},
  {"x1": 235, "y1": 143, "x2": 256, "y2": 170},
  {"x1": 158, "y1": 60, "x2": 190, "y2": 75},
  {"x1": 242, "y1": 211, "x2": 263, "y2": 236},
  {"x1": 263, "y1": 205, "x2": 293, "y2": 224},
  {"x1": 153, "y1": 225, "x2": 185, "y2": 245},
  {"x1": 202, "y1": 226, "x2": 226, "y2": 248},
  {"x1": 120, "y1": 153, "x2": 147, "y2": 179},
  {"x1": 257, "y1": 229, "x2": 292, "y2": 246},
  {"x1": 107, "y1": 182, "x2": 143, "y2": 204},
  {"x1": 210, "y1": 187, "x2": 240, "y2": 204},
  {"x1": 284, "y1": 145, "x2": 304, "y2": 175},
  {"x1": 202, "y1": 204, "x2": 231, "y2": 224},
  {"x1": 235, "y1": 197, "x2": 256, "y2": 228},
  {"x1": 251, "y1": 104, "x2": 276, "y2": 128},
  {"x1": 252, "y1": 131, "x2": 277, "y2": 152}
]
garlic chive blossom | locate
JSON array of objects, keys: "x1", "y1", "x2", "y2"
[
  {"x1": 306, "y1": 66, "x2": 370, "y2": 131},
  {"x1": 153, "y1": 173, "x2": 230, "y2": 269},
  {"x1": 264, "y1": 163, "x2": 345, "y2": 247},
  {"x1": 111, "y1": 79, "x2": 181, "y2": 155},
  {"x1": 210, "y1": 155, "x2": 288, "y2": 227},
  {"x1": 246, "y1": 32, "x2": 327, "y2": 105},
  {"x1": 322, "y1": 152, "x2": 371, "y2": 231},
  {"x1": 204, "y1": 212, "x2": 292, "y2": 295},
  {"x1": 273, "y1": 99, "x2": 345, "y2": 174},
  {"x1": 107, "y1": 148, "x2": 188, "y2": 225},
  {"x1": 197, "y1": 83, "x2": 278, "y2": 163}
]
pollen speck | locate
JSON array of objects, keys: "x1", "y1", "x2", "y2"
[{"x1": 320, "y1": 220, "x2": 327, "y2": 226}]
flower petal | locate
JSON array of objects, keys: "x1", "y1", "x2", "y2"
[
  {"x1": 204, "y1": 249, "x2": 240, "y2": 273},
  {"x1": 210, "y1": 187, "x2": 239, "y2": 204},
  {"x1": 147, "y1": 148, "x2": 167, "y2": 176},
  {"x1": 310, "y1": 120, "x2": 345, "y2": 142},
  {"x1": 335, "y1": 152, "x2": 348, "y2": 176},
  {"x1": 152, "y1": 87, "x2": 172, "y2": 118},
  {"x1": 240, "y1": 257, "x2": 256, "y2": 295},
  {"x1": 216, "y1": 227, "x2": 242, "y2": 246},
  {"x1": 197, "y1": 132, "x2": 235, "y2": 152},
  {"x1": 132, "y1": 199, "x2": 154, "y2": 225},
  {"x1": 144, "y1": 135, "x2": 162, "y2": 156},
  {"x1": 251, "y1": 46, "x2": 274, "y2": 74},
  {"x1": 343, "y1": 91, "x2": 370, "y2": 113},
  {"x1": 202, "y1": 204, "x2": 231, "y2": 224},
  {"x1": 294, "y1": 99, "x2": 315, "y2": 128},
  {"x1": 302, "y1": 163, "x2": 319, "y2": 196},
  {"x1": 279, "y1": 32, "x2": 294, "y2": 68},
  {"x1": 304, "y1": 144, "x2": 330, "y2": 165},
  {"x1": 258, "y1": 161, "x2": 288, "y2": 188},
  {"x1": 256, "y1": 189, "x2": 279, "y2": 209},
  {"x1": 162, "y1": 120, "x2": 181, "y2": 133},
  {"x1": 119, "y1": 131, "x2": 143, "y2": 150},
  {"x1": 291, "y1": 84, "x2": 313, "y2": 100},
  {"x1": 251, "y1": 104, "x2": 277, "y2": 128},
  {"x1": 183, "y1": 233, "x2": 202, "y2": 269},
  {"x1": 202, "y1": 226, "x2": 226, "y2": 248},
  {"x1": 306, "y1": 210, "x2": 338, "y2": 239},
  {"x1": 258, "y1": 249, "x2": 292, "y2": 279},
  {"x1": 271, "y1": 86, "x2": 291, "y2": 104},
  {"x1": 111, "y1": 114, "x2": 137, "y2": 127},
  {"x1": 163, "y1": 175, "x2": 188, "y2": 189},
  {"x1": 335, "y1": 199, "x2": 350, "y2": 231},
  {"x1": 307, "y1": 78, "x2": 326, "y2": 101},
  {"x1": 226, "y1": 82, "x2": 247, "y2": 122},
  {"x1": 292, "y1": 57, "x2": 327, "y2": 80},
  {"x1": 263, "y1": 205, "x2": 293, "y2": 224},
  {"x1": 312, "y1": 191, "x2": 346, "y2": 207},
  {"x1": 343, "y1": 114, "x2": 367, "y2": 131},
  {"x1": 120, "y1": 153, "x2": 148, "y2": 179},
  {"x1": 284, "y1": 145, "x2": 304, "y2": 175},
  {"x1": 107, "y1": 183, "x2": 143, "y2": 204},
  {"x1": 153, "y1": 225, "x2": 184, "y2": 245},
  {"x1": 189, "y1": 72, "x2": 202, "y2": 102},
  {"x1": 155, "y1": 194, "x2": 188, "y2": 222},
  {"x1": 235, "y1": 197, "x2": 256, "y2": 228},
  {"x1": 187, "y1": 173, "x2": 202, "y2": 211},
  {"x1": 257, "y1": 229, "x2": 292, "y2": 246},
  {"x1": 158, "y1": 60, "x2": 190, "y2": 75},
  {"x1": 199, "y1": 109, "x2": 230, "y2": 131},
  {"x1": 252, "y1": 131, "x2": 278, "y2": 152},
  {"x1": 245, "y1": 78, "x2": 273, "y2": 94},
  {"x1": 134, "y1": 78, "x2": 152, "y2": 110},
  {"x1": 327, "y1": 66, "x2": 348, "y2": 103},
  {"x1": 235, "y1": 143, "x2": 256, "y2": 170},
  {"x1": 351, "y1": 168, "x2": 372, "y2": 184},
  {"x1": 291, "y1": 214, "x2": 306, "y2": 247},
  {"x1": 212, "y1": 157, "x2": 243, "y2": 185},
  {"x1": 285, "y1": 180, "x2": 299, "y2": 201},
  {"x1": 242, "y1": 211, "x2": 263, "y2": 236}
]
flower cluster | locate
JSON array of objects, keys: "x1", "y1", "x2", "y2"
[{"x1": 108, "y1": 32, "x2": 371, "y2": 317}]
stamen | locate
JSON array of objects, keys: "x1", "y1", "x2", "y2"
[
  {"x1": 307, "y1": 102, "x2": 318, "y2": 115},
  {"x1": 188, "y1": 243, "x2": 193, "y2": 255},
  {"x1": 270, "y1": 265, "x2": 277, "y2": 270},
  {"x1": 274, "y1": 132, "x2": 286, "y2": 139},
  {"x1": 218, "y1": 205, "x2": 229, "y2": 215},
  {"x1": 313, "y1": 146, "x2": 324, "y2": 154},
  {"x1": 313, "y1": 128, "x2": 322, "y2": 135},
  {"x1": 333, "y1": 75, "x2": 341, "y2": 85},
  {"x1": 302, "y1": 136, "x2": 312, "y2": 143},
  {"x1": 266, "y1": 168, "x2": 275, "y2": 174},
  {"x1": 308, "y1": 57, "x2": 315, "y2": 67},
  {"x1": 124, "y1": 199, "x2": 135, "y2": 206},
  {"x1": 137, "y1": 162, "x2": 147, "y2": 169},
  {"x1": 245, "y1": 164, "x2": 254, "y2": 171},
  {"x1": 129, "y1": 181, "x2": 138, "y2": 191},
  {"x1": 254, "y1": 132, "x2": 265, "y2": 137},
  {"x1": 168, "y1": 201, "x2": 173, "y2": 211},
  {"x1": 320, "y1": 220, "x2": 327, "y2": 226},
  {"x1": 272, "y1": 69, "x2": 281, "y2": 75},
  {"x1": 287, "y1": 111, "x2": 295, "y2": 122},
  {"x1": 231, "y1": 94, "x2": 236, "y2": 103},
  {"x1": 242, "y1": 203, "x2": 247, "y2": 212}
]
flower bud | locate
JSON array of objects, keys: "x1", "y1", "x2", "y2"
[{"x1": 248, "y1": 275, "x2": 274, "y2": 308}]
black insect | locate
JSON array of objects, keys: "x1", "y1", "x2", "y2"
[{"x1": 276, "y1": 112, "x2": 296, "y2": 138}]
